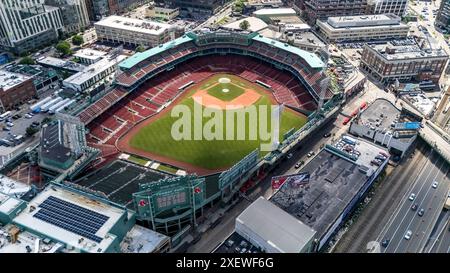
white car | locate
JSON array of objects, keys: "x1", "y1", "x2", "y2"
[
  {"x1": 432, "y1": 181, "x2": 438, "y2": 189},
  {"x1": 404, "y1": 230, "x2": 412, "y2": 240},
  {"x1": 408, "y1": 193, "x2": 416, "y2": 201}
]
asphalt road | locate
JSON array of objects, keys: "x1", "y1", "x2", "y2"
[
  {"x1": 378, "y1": 150, "x2": 450, "y2": 253},
  {"x1": 426, "y1": 210, "x2": 450, "y2": 253}
]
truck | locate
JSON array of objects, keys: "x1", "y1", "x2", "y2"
[
  {"x1": 30, "y1": 97, "x2": 52, "y2": 113},
  {"x1": 40, "y1": 97, "x2": 63, "y2": 113},
  {"x1": 48, "y1": 98, "x2": 71, "y2": 114}
]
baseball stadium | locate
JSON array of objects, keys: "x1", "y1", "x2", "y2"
[{"x1": 62, "y1": 30, "x2": 340, "y2": 238}]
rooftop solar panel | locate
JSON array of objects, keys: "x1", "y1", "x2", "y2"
[{"x1": 33, "y1": 196, "x2": 109, "y2": 243}]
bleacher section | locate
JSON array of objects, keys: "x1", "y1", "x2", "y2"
[
  {"x1": 75, "y1": 160, "x2": 169, "y2": 207},
  {"x1": 115, "y1": 32, "x2": 332, "y2": 103},
  {"x1": 85, "y1": 54, "x2": 318, "y2": 145}
]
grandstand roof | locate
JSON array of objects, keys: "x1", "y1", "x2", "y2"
[
  {"x1": 119, "y1": 31, "x2": 325, "y2": 70},
  {"x1": 119, "y1": 35, "x2": 194, "y2": 70},
  {"x1": 252, "y1": 34, "x2": 325, "y2": 68}
]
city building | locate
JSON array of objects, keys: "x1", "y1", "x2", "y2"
[
  {"x1": 154, "y1": 0, "x2": 227, "y2": 17},
  {"x1": 146, "y1": 4, "x2": 180, "y2": 21},
  {"x1": 0, "y1": 70, "x2": 37, "y2": 111},
  {"x1": 349, "y1": 99, "x2": 418, "y2": 157},
  {"x1": 45, "y1": 0, "x2": 90, "y2": 33},
  {"x1": 6, "y1": 64, "x2": 60, "y2": 93},
  {"x1": 91, "y1": 0, "x2": 110, "y2": 20},
  {"x1": 436, "y1": 0, "x2": 450, "y2": 31},
  {"x1": 0, "y1": 0, "x2": 64, "y2": 54},
  {"x1": 317, "y1": 14, "x2": 409, "y2": 42},
  {"x1": 360, "y1": 41, "x2": 449, "y2": 85},
  {"x1": 244, "y1": 0, "x2": 284, "y2": 13},
  {"x1": 367, "y1": 0, "x2": 408, "y2": 16},
  {"x1": 252, "y1": 7, "x2": 298, "y2": 23},
  {"x1": 94, "y1": 15, "x2": 181, "y2": 47},
  {"x1": 286, "y1": 31, "x2": 326, "y2": 52},
  {"x1": 62, "y1": 54, "x2": 127, "y2": 92},
  {"x1": 302, "y1": 0, "x2": 368, "y2": 24},
  {"x1": 73, "y1": 48, "x2": 108, "y2": 65},
  {"x1": 235, "y1": 196, "x2": 317, "y2": 253}
]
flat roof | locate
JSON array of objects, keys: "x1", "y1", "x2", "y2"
[
  {"x1": 237, "y1": 196, "x2": 316, "y2": 253},
  {"x1": 37, "y1": 56, "x2": 86, "y2": 72},
  {"x1": 95, "y1": 15, "x2": 172, "y2": 35},
  {"x1": 120, "y1": 225, "x2": 169, "y2": 253},
  {"x1": 0, "y1": 174, "x2": 31, "y2": 197},
  {"x1": 64, "y1": 55, "x2": 126, "y2": 85},
  {"x1": 0, "y1": 225, "x2": 64, "y2": 253},
  {"x1": 253, "y1": 8, "x2": 296, "y2": 16},
  {"x1": 0, "y1": 193, "x2": 23, "y2": 216},
  {"x1": 358, "y1": 99, "x2": 400, "y2": 131},
  {"x1": 73, "y1": 48, "x2": 107, "y2": 60},
  {"x1": 0, "y1": 70, "x2": 30, "y2": 91},
  {"x1": 368, "y1": 42, "x2": 448, "y2": 60},
  {"x1": 223, "y1": 17, "x2": 268, "y2": 32},
  {"x1": 214, "y1": 232, "x2": 263, "y2": 253},
  {"x1": 13, "y1": 185, "x2": 125, "y2": 253},
  {"x1": 270, "y1": 138, "x2": 387, "y2": 241},
  {"x1": 326, "y1": 14, "x2": 401, "y2": 28},
  {"x1": 294, "y1": 32, "x2": 325, "y2": 47}
]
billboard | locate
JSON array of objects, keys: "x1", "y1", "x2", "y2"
[
  {"x1": 133, "y1": 175, "x2": 205, "y2": 220},
  {"x1": 271, "y1": 172, "x2": 310, "y2": 190}
]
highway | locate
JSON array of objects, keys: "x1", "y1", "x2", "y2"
[
  {"x1": 377, "y1": 150, "x2": 450, "y2": 253},
  {"x1": 425, "y1": 210, "x2": 450, "y2": 253}
]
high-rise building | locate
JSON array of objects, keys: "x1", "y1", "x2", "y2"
[
  {"x1": 0, "y1": 0, "x2": 64, "y2": 54},
  {"x1": 45, "y1": 0, "x2": 90, "y2": 33},
  {"x1": 367, "y1": 0, "x2": 408, "y2": 16},
  {"x1": 302, "y1": 0, "x2": 368, "y2": 24},
  {"x1": 436, "y1": 0, "x2": 450, "y2": 30}
]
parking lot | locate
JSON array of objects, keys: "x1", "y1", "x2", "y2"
[{"x1": 0, "y1": 106, "x2": 49, "y2": 156}]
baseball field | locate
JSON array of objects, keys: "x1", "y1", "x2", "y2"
[{"x1": 118, "y1": 74, "x2": 308, "y2": 173}]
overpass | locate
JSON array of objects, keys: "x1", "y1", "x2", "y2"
[{"x1": 419, "y1": 120, "x2": 450, "y2": 164}]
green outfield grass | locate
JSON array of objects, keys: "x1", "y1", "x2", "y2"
[{"x1": 128, "y1": 74, "x2": 308, "y2": 170}]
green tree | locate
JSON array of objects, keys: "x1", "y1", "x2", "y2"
[
  {"x1": 56, "y1": 41, "x2": 72, "y2": 55},
  {"x1": 26, "y1": 126, "x2": 39, "y2": 137},
  {"x1": 19, "y1": 56, "x2": 35, "y2": 65},
  {"x1": 72, "y1": 35, "x2": 84, "y2": 46},
  {"x1": 239, "y1": 20, "x2": 250, "y2": 31}
]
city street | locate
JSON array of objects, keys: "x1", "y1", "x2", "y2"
[{"x1": 377, "y1": 150, "x2": 449, "y2": 253}]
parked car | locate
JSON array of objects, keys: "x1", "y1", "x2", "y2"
[
  {"x1": 307, "y1": 151, "x2": 315, "y2": 158},
  {"x1": 295, "y1": 161, "x2": 305, "y2": 169},
  {"x1": 323, "y1": 133, "x2": 331, "y2": 138}
]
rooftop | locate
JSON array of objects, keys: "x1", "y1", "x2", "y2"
[
  {"x1": 120, "y1": 225, "x2": 169, "y2": 253},
  {"x1": 64, "y1": 55, "x2": 127, "y2": 85},
  {"x1": 73, "y1": 48, "x2": 107, "y2": 61},
  {"x1": 358, "y1": 99, "x2": 400, "y2": 131},
  {"x1": 0, "y1": 70, "x2": 31, "y2": 91},
  {"x1": 253, "y1": 8, "x2": 296, "y2": 16},
  {"x1": 95, "y1": 15, "x2": 172, "y2": 35},
  {"x1": 326, "y1": 14, "x2": 401, "y2": 28},
  {"x1": 13, "y1": 185, "x2": 126, "y2": 253},
  {"x1": 236, "y1": 196, "x2": 316, "y2": 253},
  {"x1": 223, "y1": 17, "x2": 268, "y2": 32},
  {"x1": 0, "y1": 225, "x2": 64, "y2": 253},
  {"x1": 368, "y1": 42, "x2": 448, "y2": 60},
  {"x1": 214, "y1": 232, "x2": 263, "y2": 254},
  {"x1": 37, "y1": 56, "x2": 86, "y2": 72},
  {"x1": 0, "y1": 193, "x2": 23, "y2": 217},
  {"x1": 40, "y1": 121, "x2": 72, "y2": 164},
  {"x1": 0, "y1": 174, "x2": 31, "y2": 198},
  {"x1": 270, "y1": 137, "x2": 388, "y2": 241}
]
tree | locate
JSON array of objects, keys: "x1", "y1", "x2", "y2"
[
  {"x1": 135, "y1": 45, "x2": 146, "y2": 52},
  {"x1": 72, "y1": 35, "x2": 84, "y2": 46},
  {"x1": 56, "y1": 41, "x2": 72, "y2": 55},
  {"x1": 239, "y1": 20, "x2": 250, "y2": 31},
  {"x1": 19, "y1": 56, "x2": 35, "y2": 65},
  {"x1": 26, "y1": 126, "x2": 39, "y2": 137}
]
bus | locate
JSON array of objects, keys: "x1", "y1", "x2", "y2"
[{"x1": 0, "y1": 111, "x2": 11, "y2": 121}]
